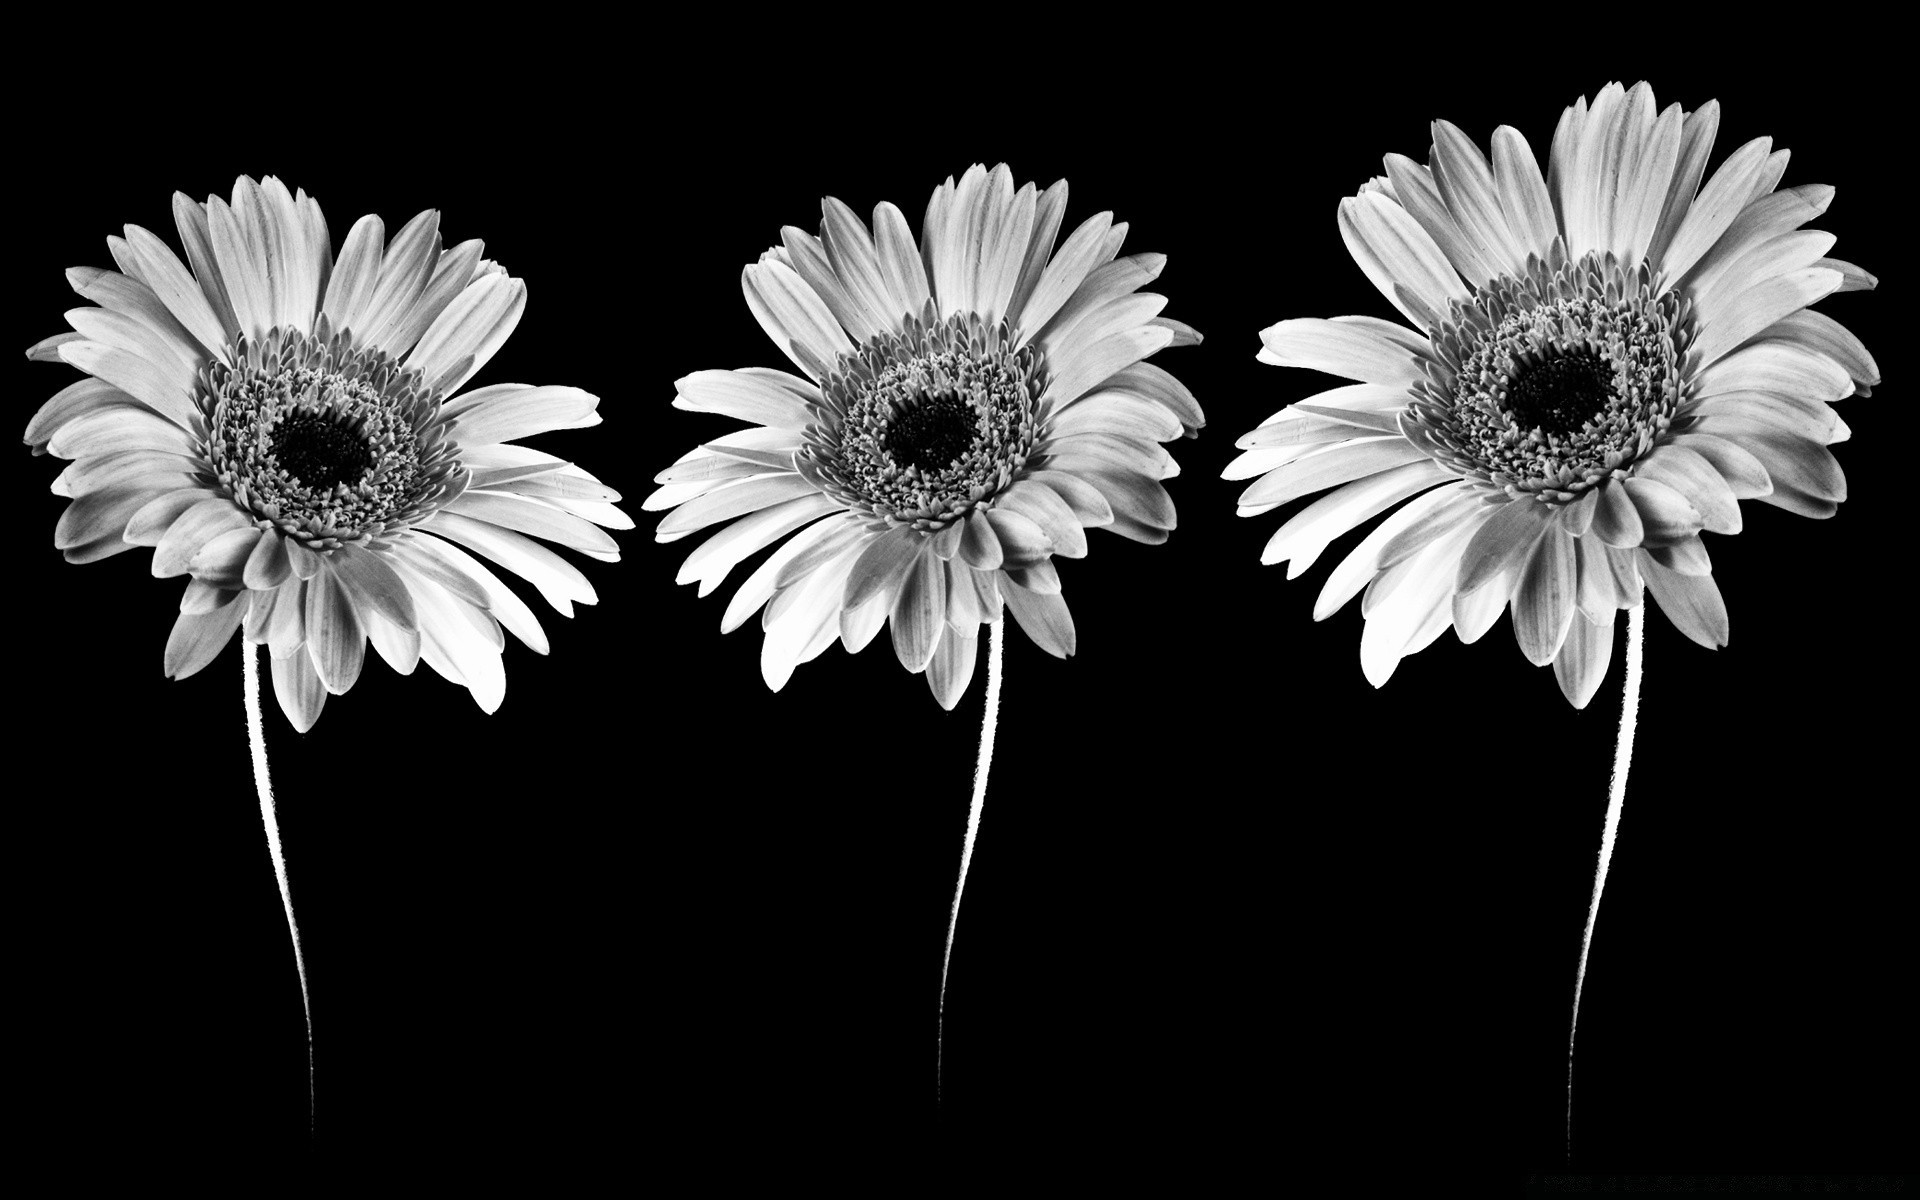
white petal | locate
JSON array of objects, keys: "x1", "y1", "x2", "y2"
[
  {"x1": 1338, "y1": 191, "x2": 1469, "y2": 327},
  {"x1": 1255, "y1": 317, "x2": 1427, "y2": 387}
]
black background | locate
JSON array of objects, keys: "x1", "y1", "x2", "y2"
[{"x1": 9, "y1": 45, "x2": 1907, "y2": 1187}]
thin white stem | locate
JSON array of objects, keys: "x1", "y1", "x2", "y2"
[
  {"x1": 1567, "y1": 598, "x2": 1645, "y2": 1160},
  {"x1": 938, "y1": 616, "x2": 1003, "y2": 1103},
  {"x1": 245, "y1": 642, "x2": 315, "y2": 1131}
]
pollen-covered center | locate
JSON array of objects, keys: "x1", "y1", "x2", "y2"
[
  {"x1": 1401, "y1": 252, "x2": 1686, "y2": 502},
  {"x1": 204, "y1": 325, "x2": 470, "y2": 549},
  {"x1": 798, "y1": 309, "x2": 1045, "y2": 528},
  {"x1": 268, "y1": 409, "x2": 376, "y2": 492}
]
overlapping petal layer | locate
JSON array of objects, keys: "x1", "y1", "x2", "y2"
[
  {"x1": 1234, "y1": 83, "x2": 1875, "y2": 706},
  {"x1": 27, "y1": 176, "x2": 627, "y2": 729},
  {"x1": 652, "y1": 164, "x2": 1202, "y2": 708}
]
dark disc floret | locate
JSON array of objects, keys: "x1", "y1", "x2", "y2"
[
  {"x1": 1503, "y1": 347, "x2": 1614, "y2": 438},
  {"x1": 882, "y1": 391, "x2": 979, "y2": 475},
  {"x1": 269, "y1": 409, "x2": 377, "y2": 492}
]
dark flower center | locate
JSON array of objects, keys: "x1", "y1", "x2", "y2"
[
  {"x1": 1504, "y1": 348, "x2": 1613, "y2": 437},
  {"x1": 882, "y1": 391, "x2": 978, "y2": 473},
  {"x1": 270, "y1": 409, "x2": 376, "y2": 491}
]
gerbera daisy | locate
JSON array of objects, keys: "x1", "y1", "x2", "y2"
[
  {"x1": 24, "y1": 175, "x2": 626, "y2": 1127},
  {"x1": 651, "y1": 162, "x2": 1202, "y2": 1095},
  {"x1": 25, "y1": 175, "x2": 627, "y2": 731},
  {"x1": 1231, "y1": 81, "x2": 1876, "y2": 708},
  {"x1": 649, "y1": 162, "x2": 1202, "y2": 709},
  {"x1": 1231, "y1": 82, "x2": 1876, "y2": 1156}
]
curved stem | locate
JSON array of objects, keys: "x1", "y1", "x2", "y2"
[
  {"x1": 1567, "y1": 598, "x2": 1645, "y2": 1160},
  {"x1": 245, "y1": 642, "x2": 315, "y2": 1131},
  {"x1": 938, "y1": 616, "x2": 1003, "y2": 1103}
]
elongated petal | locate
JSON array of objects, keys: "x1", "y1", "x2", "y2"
[
  {"x1": 1692, "y1": 268, "x2": 1840, "y2": 367},
  {"x1": 1338, "y1": 191, "x2": 1469, "y2": 327},
  {"x1": 655, "y1": 473, "x2": 819, "y2": 540},
  {"x1": 1621, "y1": 476, "x2": 1703, "y2": 543},
  {"x1": 1663, "y1": 433, "x2": 1772, "y2": 499},
  {"x1": 1256, "y1": 317, "x2": 1427, "y2": 387},
  {"x1": 742, "y1": 258, "x2": 853, "y2": 380},
  {"x1": 1039, "y1": 325, "x2": 1173, "y2": 414},
  {"x1": 46, "y1": 403, "x2": 198, "y2": 459},
  {"x1": 124, "y1": 487, "x2": 217, "y2": 546},
  {"x1": 424, "y1": 511, "x2": 597, "y2": 613},
  {"x1": 958, "y1": 508, "x2": 1003, "y2": 570},
  {"x1": 1660, "y1": 136, "x2": 1773, "y2": 281},
  {"x1": 445, "y1": 491, "x2": 620, "y2": 559},
  {"x1": 243, "y1": 527, "x2": 293, "y2": 589},
  {"x1": 890, "y1": 550, "x2": 946, "y2": 672},
  {"x1": 321, "y1": 213, "x2": 384, "y2": 336},
  {"x1": 1262, "y1": 460, "x2": 1452, "y2": 574},
  {"x1": 358, "y1": 209, "x2": 442, "y2": 351},
  {"x1": 57, "y1": 341, "x2": 200, "y2": 433},
  {"x1": 1511, "y1": 527, "x2": 1577, "y2": 665},
  {"x1": 1754, "y1": 309, "x2": 1877, "y2": 392},
  {"x1": 1691, "y1": 340, "x2": 1852, "y2": 405},
  {"x1": 1385, "y1": 152, "x2": 1497, "y2": 286},
  {"x1": 1491, "y1": 125, "x2": 1557, "y2": 261},
  {"x1": 1739, "y1": 431, "x2": 1846, "y2": 516},
  {"x1": 1633, "y1": 445, "x2": 1741, "y2": 534},
  {"x1": 26, "y1": 379, "x2": 125, "y2": 454},
  {"x1": 1553, "y1": 609, "x2": 1616, "y2": 708},
  {"x1": 994, "y1": 480, "x2": 1086, "y2": 558},
  {"x1": 1316, "y1": 482, "x2": 1486, "y2": 619},
  {"x1": 54, "y1": 487, "x2": 157, "y2": 550},
  {"x1": 983, "y1": 507, "x2": 1050, "y2": 564},
  {"x1": 670, "y1": 369, "x2": 812, "y2": 430},
  {"x1": 171, "y1": 192, "x2": 241, "y2": 345},
  {"x1": 152, "y1": 498, "x2": 253, "y2": 576},
  {"x1": 71, "y1": 257, "x2": 190, "y2": 356},
  {"x1": 1589, "y1": 482, "x2": 1645, "y2": 547},
  {"x1": 409, "y1": 273, "x2": 525, "y2": 394},
  {"x1": 1646, "y1": 100, "x2": 1721, "y2": 267},
  {"x1": 304, "y1": 565, "x2": 366, "y2": 694},
  {"x1": 1021, "y1": 471, "x2": 1113, "y2": 528},
  {"x1": 925, "y1": 626, "x2": 978, "y2": 710},
  {"x1": 1001, "y1": 578, "x2": 1074, "y2": 658},
  {"x1": 331, "y1": 545, "x2": 419, "y2": 633},
  {"x1": 270, "y1": 642, "x2": 327, "y2": 731},
  {"x1": 677, "y1": 493, "x2": 841, "y2": 597},
  {"x1": 1457, "y1": 498, "x2": 1551, "y2": 595},
  {"x1": 1238, "y1": 437, "x2": 1429, "y2": 513},
  {"x1": 1431, "y1": 118, "x2": 1527, "y2": 279},
  {"x1": 189, "y1": 526, "x2": 264, "y2": 585},
  {"x1": 1640, "y1": 555, "x2": 1728, "y2": 648},
  {"x1": 165, "y1": 589, "x2": 244, "y2": 679},
  {"x1": 1016, "y1": 209, "x2": 1113, "y2": 344},
  {"x1": 841, "y1": 525, "x2": 923, "y2": 615}
]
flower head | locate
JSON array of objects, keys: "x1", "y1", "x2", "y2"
[
  {"x1": 651, "y1": 163, "x2": 1203, "y2": 708},
  {"x1": 26, "y1": 176, "x2": 628, "y2": 730},
  {"x1": 1232, "y1": 82, "x2": 1878, "y2": 706}
]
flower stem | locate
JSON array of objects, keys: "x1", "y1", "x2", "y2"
[
  {"x1": 1567, "y1": 597, "x2": 1645, "y2": 1160},
  {"x1": 244, "y1": 642, "x2": 315, "y2": 1132},
  {"x1": 939, "y1": 616, "x2": 1003, "y2": 1103}
]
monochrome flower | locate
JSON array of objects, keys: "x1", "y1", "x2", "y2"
[
  {"x1": 651, "y1": 163, "x2": 1203, "y2": 708},
  {"x1": 1231, "y1": 82, "x2": 1877, "y2": 706},
  {"x1": 26, "y1": 176, "x2": 627, "y2": 729}
]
